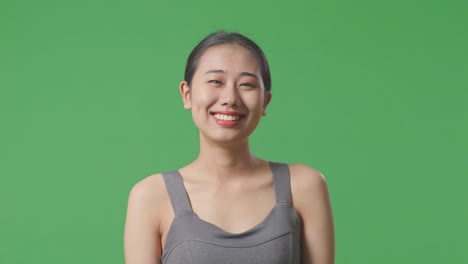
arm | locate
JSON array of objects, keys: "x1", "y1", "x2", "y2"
[
  {"x1": 124, "y1": 177, "x2": 162, "y2": 264},
  {"x1": 290, "y1": 164, "x2": 335, "y2": 264}
]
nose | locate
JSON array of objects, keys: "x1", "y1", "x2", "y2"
[{"x1": 220, "y1": 82, "x2": 240, "y2": 107}]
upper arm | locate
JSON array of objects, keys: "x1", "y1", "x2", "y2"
[
  {"x1": 290, "y1": 164, "x2": 335, "y2": 264},
  {"x1": 124, "y1": 176, "x2": 163, "y2": 264}
]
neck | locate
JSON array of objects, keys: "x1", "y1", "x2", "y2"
[{"x1": 191, "y1": 134, "x2": 263, "y2": 182}]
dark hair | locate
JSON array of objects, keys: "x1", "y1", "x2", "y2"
[{"x1": 184, "y1": 32, "x2": 271, "y2": 92}]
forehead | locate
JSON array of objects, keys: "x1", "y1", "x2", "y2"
[{"x1": 195, "y1": 44, "x2": 261, "y2": 74}]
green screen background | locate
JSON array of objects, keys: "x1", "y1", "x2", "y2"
[{"x1": 1, "y1": 0, "x2": 467, "y2": 263}]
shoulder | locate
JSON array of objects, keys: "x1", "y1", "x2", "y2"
[
  {"x1": 287, "y1": 163, "x2": 331, "y2": 212},
  {"x1": 124, "y1": 173, "x2": 171, "y2": 263},
  {"x1": 126, "y1": 173, "x2": 172, "y2": 232},
  {"x1": 128, "y1": 173, "x2": 168, "y2": 206},
  {"x1": 288, "y1": 163, "x2": 328, "y2": 194},
  {"x1": 286, "y1": 163, "x2": 335, "y2": 262}
]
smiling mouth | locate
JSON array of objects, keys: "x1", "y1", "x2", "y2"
[
  {"x1": 210, "y1": 112, "x2": 245, "y2": 126},
  {"x1": 212, "y1": 113, "x2": 241, "y2": 121}
]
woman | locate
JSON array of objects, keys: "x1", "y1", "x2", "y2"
[{"x1": 124, "y1": 32, "x2": 335, "y2": 264}]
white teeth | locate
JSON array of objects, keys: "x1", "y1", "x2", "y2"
[{"x1": 213, "y1": 113, "x2": 241, "y2": 121}]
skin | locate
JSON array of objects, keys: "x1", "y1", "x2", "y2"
[{"x1": 124, "y1": 44, "x2": 335, "y2": 264}]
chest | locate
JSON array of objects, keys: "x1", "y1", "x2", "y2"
[
  {"x1": 189, "y1": 180, "x2": 275, "y2": 233},
  {"x1": 159, "y1": 162, "x2": 302, "y2": 263},
  {"x1": 160, "y1": 203, "x2": 303, "y2": 264}
]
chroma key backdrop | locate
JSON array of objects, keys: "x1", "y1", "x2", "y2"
[{"x1": 1, "y1": 0, "x2": 467, "y2": 263}]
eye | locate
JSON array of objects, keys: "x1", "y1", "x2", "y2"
[
  {"x1": 240, "y1": 82, "x2": 256, "y2": 88},
  {"x1": 208, "y1": 80, "x2": 223, "y2": 85}
]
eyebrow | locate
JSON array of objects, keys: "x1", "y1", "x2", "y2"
[
  {"x1": 204, "y1": 70, "x2": 258, "y2": 80},
  {"x1": 204, "y1": 70, "x2": 225, "y2": 74}
]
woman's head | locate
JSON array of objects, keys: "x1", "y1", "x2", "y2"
[
  {"x1": 180, "y1": 32, "x2": 272, "y2": 145},
  {"x1": 184, "y1": 32, "x2": 271, "y2": 92}
]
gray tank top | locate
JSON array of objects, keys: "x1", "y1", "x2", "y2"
[{"x1": 161, "y1": 161, "x2": 302, "y2": 264}]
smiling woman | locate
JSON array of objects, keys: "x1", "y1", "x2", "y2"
[{"x1": 123, "y1": 32, "x2": 335, "y2": 264}]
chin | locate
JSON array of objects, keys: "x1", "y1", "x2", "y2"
[{"x1": 201, "y1": 131, "x2": 251, "y2": 145}]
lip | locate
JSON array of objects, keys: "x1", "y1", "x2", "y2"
[
  {"x1": 210, "y1": 111, "x2": 245, "y2": 127},
  {"x1": 210, "y1": 110, "x2": 245, "y2": 116}
]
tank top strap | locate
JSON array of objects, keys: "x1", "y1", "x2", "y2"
[
  {"x1": 269, "y1": 161, "x2": 292, "y2": 204},
  {"x1": 162, "y1": 170, "x2": 192, "y2": 214}
]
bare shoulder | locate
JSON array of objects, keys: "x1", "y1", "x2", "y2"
[
  {"x1": 128, "y1": 173, "x2": 168, "y2": 202},
  {"x1": 126, "y1": 173, "x2": 171, "y2": 232},
  {"x1": 288, "y1": 163, "x2": 328, "y2": 193},
  {"x1": 288, "y1": 163, "x2": 335, "y2": 263},
  {"x1": 124, "y1": 173, "x2": 171, "y2": 264},
  {"x1": 288, "y1": 163, "x2": 330, "y2": 211}
]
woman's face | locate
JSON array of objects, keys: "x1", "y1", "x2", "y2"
[{"x1": 180, "y1": 44, "x2": 272, "y2": 145}]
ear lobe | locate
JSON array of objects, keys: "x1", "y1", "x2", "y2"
[{"x1": 179, "y1": 81, "x2": 192, "y2": 110}]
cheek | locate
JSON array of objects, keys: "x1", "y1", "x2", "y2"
[
  {"x1": 243, "y1": 93, "x2": 264, "y2": 112},
  {"x1": 192, "y1": 88, "x2": 218, "y2": 111}
]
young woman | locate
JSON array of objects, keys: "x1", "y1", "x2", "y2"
[{"x1": 124, "y1": 32, "x2": 335, "y2": 264}]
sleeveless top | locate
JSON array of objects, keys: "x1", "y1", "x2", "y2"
[{"x1": 161, "y1": 161, "x2": 302, "y2": 264}]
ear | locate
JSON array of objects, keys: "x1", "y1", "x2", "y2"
[
  {"x1": 179, "y1": 81, "x2": 192, "y2": 110},
  {"x1": 263, "y1": 91, "x2": 272, "y2": 112}
]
